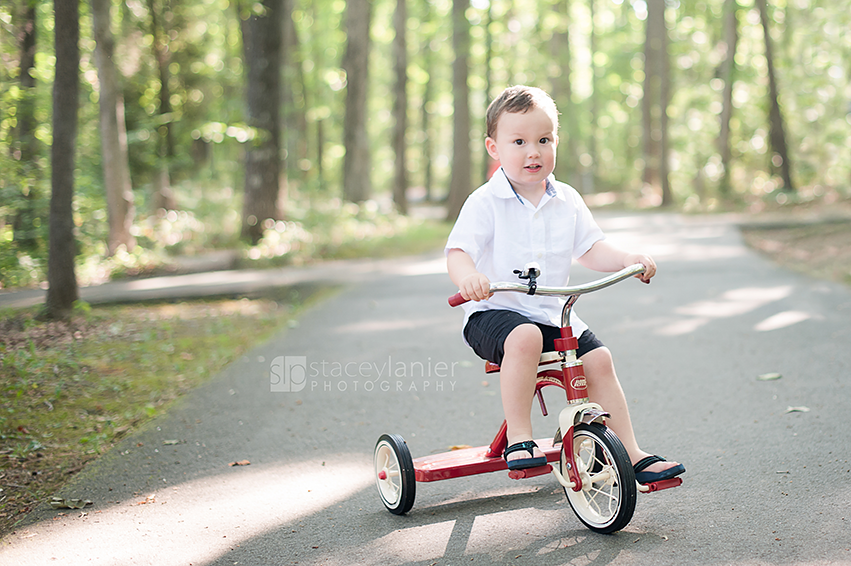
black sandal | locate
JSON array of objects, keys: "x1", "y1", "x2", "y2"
[
  {"x1": 504, "y1": 440, "x2": 548, "y2": 470},
  {"x1": 633, "y1": 455, "x2": 685, "y2": 484}
]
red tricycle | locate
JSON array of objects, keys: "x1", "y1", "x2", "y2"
[{"x1": 373, "y1": 264, "x2": 681, "y2": 534}]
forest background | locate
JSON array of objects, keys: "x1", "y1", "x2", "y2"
[{"x1": 1, "y1": 0, "x2": 851, "y2": 317}]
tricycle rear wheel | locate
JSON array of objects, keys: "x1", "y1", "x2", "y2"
[{"x1": 374, "y1": 434, "x2": 416, "y2": 515}]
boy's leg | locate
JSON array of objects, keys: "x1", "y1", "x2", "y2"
[
  {"x1": 500, "y1": 323, "x2": 546, "y2": 462},
  {"x1": 580, "y1": 347, "x2": 681, "y2": 475}
]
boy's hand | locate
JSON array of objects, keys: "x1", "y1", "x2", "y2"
[
  {"x1": 624, "y1": 253, "x2": 656, "y2": 284},
  {"x1": 459, "y1": 272, "x2": 492, "y2": 301}
]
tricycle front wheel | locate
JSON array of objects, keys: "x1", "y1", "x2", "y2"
[
  {"x1": 561, "y1": 422, "x2": 637, "y2": 534},
  {"x1": 374, "y1": 433, "x2": 416, "y2": 515}
]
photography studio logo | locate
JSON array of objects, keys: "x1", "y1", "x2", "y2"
[
  {"x1": 269, "y1": 354, "x2": 458, "y2": 394},
  {"x1": 270, "y1": 356, "x2": 307, "y2": 392}
]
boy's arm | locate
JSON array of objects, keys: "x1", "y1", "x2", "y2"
[
  {"x1": 577, "y1": 240, "x2": 657, "y2": 283},
  {"x1": 447, "y1": 248, "x2": 492, "y2": 301}
]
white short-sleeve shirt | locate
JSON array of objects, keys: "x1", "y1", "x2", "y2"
[{"x1": 445, "y1": 168, "x2": 605, "y2": 340}]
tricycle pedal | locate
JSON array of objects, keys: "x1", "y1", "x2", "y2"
[
  {"x1": 638, "y1": 477, "x2": 683, "y2": 493},
  {"x1": 508, "y1": 464, "x2": 553, "y2": 480}
]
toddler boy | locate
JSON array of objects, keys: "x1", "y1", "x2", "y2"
[{"x1": 445, "y1": 85, "x2": 684, "y2": 482}]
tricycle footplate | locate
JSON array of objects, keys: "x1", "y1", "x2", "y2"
[{"x1": 413, "y1": 438, "x2": 561, "y2": 482}]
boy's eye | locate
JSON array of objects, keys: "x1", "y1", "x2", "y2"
[
  {"x1": 540, "y1": 137, "x2": 551, "y2": 144},
  {"x1": 513, "y1": 139, "x2": 525, "y2": 146}
]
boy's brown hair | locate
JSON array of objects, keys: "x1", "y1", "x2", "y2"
[{"x1": 485, "y1": 85, "x2": 560, "y2": 140}]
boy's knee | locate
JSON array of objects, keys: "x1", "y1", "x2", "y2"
[
  {"x1": 581, "y1": 346, "x2": 616, "y2": 377},
  {"x1": 584, "y1": 346, "x2": 613, "y2": 365},
  {"x1": 504, "y1": 324, "x2": 543, "y2": 356}
]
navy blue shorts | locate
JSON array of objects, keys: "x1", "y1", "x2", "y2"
[{"x1": 463, "y1": 309, "x2": 605, "y2": 366}]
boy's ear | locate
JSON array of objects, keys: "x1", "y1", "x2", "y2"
[{"x1": 485, "y1": 137, "x2": 499, "y2": 160}]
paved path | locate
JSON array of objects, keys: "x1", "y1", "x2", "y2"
[
  {"x1": 2, "y1": 212, "x2": 851, "y2": 565},
  {"x1": 0, "y1": 254, "x2": 437, "y2": 309}
]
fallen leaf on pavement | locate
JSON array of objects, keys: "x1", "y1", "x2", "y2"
[
  {"x1": 784, "y1": 406, "x2": 810, "y2": 413},
  {"x1": 229, "y1": 460, "x2": 251, "y2": 466},
  {"x1": 50, "y1": 497, "x2": 93, "y2": 510}
]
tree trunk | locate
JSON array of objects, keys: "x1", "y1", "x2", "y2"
[
  {"x1": 147, "y1": 0, "x2": 176, "y2": 210},
  {"x1": 281, "y1": 0, "x2": 306, "y2": 189},
  {"x1": 642, "y1": 0, "x2": 672, "y2": 206},
  {"x1": 316, "y1": 117, "x2": 325, "y2": 186},
  {"x1": 756, "y1": 0, "x2": 795, "y2": 193},
  {"x1": 12, "y1": 0, "x2": 39, "y2": 250},
  {"x1": 92, "y1": 0, "x2": 136, "y2": 255},
  {"x1": 444, "y1": 0, "x2": 472, "y2": 222},
  {"x1": 45, "y1": 0, "x2": 80, "y2": 321},
  {"x1": 240, "y1": 0, "x2": 283, "y2": 244},
  {"x1": 15, "y1": 1, "x2": 37, "y2": 155},
  {"x1": 392, "y1": 0, "x2": 408, "y2": 214},
  {"x1": 504, "y1": 0, "x2": 517, "y2": 83},
  {"x1": 342, "y1": 0, "x2": 372, "y2": 203},
  {"x1": 550, "y1": 0, "x2": 578, "y2": 189},
  {"x1": 659, "y1": 17, "x2": 671, "y2": 207},
  {"x1": 420, "y1": 0, "x2": 435, "y2": 201},
  {"x1": 481, "y1": 1, "x2": 494, "y2": 183},
  {"x1": 586, "y1": 0, "x2": 597, "y2": 193},
  {"x1": 717, "y1": 0, "x2": 738, "y2": 197}
]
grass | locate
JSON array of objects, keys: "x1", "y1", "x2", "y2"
[
  {"x1": 314, "y1": 217, "x2": 453, "y2": 260},
  {"x1": 0, "y1": 290, "x2": 323, "y2": 536},
  {"x1": 0, "y1": 215, "x2": 452, "y2": 537}
]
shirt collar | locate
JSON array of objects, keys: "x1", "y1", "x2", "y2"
[{"x1": 490, "y1": 167, "x2": 563, "y2": 204}]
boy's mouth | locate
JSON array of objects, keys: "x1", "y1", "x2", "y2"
[{"x1": 525, "y1": 164, "x2": 542, "y2": 172}]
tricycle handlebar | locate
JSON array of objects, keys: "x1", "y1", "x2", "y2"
[{"x1": 448, "y1": 263, "x2": 646, "y2": 307}]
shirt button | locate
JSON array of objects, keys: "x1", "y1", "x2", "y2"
[{"x1": 537, "y1": 252, "x2": 543, "y2": 259}]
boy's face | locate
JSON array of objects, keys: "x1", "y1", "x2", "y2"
[{"x1": 485, "y1": 106, "x2": 558, "y2": 192}]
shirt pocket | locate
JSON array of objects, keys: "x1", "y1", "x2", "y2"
[{"x1": 546, "y1": 208, "x2": 578, "y2": 261}]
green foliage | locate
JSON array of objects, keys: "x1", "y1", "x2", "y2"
[
  {"x1": 0, "y1": 155, "x2": 49, "y2": 288},
  {"x1": 1, "y1": 173, "x2": 449, "y2": 288},
  {"x1": 243, "y1": 195, "x2": 452, "y2": 266}
]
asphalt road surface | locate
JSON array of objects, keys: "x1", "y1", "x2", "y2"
[{"x1": 3, "y1": 212, "x2": 850, "y2": 566}]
